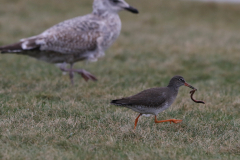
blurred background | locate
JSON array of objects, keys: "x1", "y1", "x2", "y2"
[
  {"x1": 191, "y1": 0, "x2": 240, "y2": 2},
  {"x1": 1, "y1": 0, "x2": 240, "y2": 88}
]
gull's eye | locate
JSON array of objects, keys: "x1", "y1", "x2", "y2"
[{"x1": 112, "y1": 0, "x2": 119, "y2": 3}]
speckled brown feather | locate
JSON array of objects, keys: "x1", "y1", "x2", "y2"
[
  {"x1": 0, "y1": 0, "x2": 139, "y2": 83},
  {"x1": 0, "y1": 0, "x2": 137, "y2": 64}
]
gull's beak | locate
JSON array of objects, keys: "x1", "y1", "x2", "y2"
[
  {"x1": 184, "y1": 82, "x2": 196, "y2": 90},
  {"x1": 124, "y1": 6, "x2": 139, "y2": 14}
]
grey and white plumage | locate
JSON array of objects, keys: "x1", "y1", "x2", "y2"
[
  {"x1": 112, "y1": 87, "x2": 175, "y2": 116},
  {"x1": 111, "y1": 75, "x2": 196, "y2": 129},
  {"x1": 0, "y1": 0, "x2": 138, "y2": 84}
]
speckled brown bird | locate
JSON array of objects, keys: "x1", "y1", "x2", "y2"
[
  {"x1": 0, "y1": 0, "x2": 138, "y2": 84},
  {"x1": 111, "y1": 75, "x2": 196, "y2": 129}
]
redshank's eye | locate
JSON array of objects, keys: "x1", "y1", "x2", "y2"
[{"x1": 179, "y1": 78, "x2": 184, "y2": 82}]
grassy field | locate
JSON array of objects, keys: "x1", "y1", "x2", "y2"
[{"x1": 0, "y1": 0, "x2": 240, "y2": 159}]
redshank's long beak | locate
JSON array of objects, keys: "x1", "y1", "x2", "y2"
[{"x1": 184, "y1": 82, "x2": 196, "y2": 90}]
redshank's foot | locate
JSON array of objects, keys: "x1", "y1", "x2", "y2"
[
  {"x1": 60, "y1": 66, "x2": 97, "y2": 84},
  {"x1": 168, "y1": 119, "x2": 182, "y2": 124},
  {"x1": 154, "y1": 116, "x2": 182, "y2": 124}
]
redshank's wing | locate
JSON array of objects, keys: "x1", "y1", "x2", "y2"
[{"x1": 111, "y1": 87, "x2": 168, "y2": 107}]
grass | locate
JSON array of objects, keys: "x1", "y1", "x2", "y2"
[{"x1": 0, "y1": 0, "x2": 240, "y2": 159}]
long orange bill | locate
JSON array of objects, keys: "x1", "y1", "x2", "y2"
[{"x1": 184, "y1": 82, "x2": 196, "y2": 90}]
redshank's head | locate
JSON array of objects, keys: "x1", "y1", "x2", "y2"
[
  {"x1": 168, "y1": 75, "x2": 196, "y2": 90},
  {"x1": 93, "y1": 0, "x2": 139, "y2": 14}
]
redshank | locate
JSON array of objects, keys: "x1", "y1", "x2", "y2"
[
  {"x1": 111, "y1": 75, "x2": 196, "y2": 129},
  {"x1": 0, "y1": 0, "x2": 138, "y2": 84}
]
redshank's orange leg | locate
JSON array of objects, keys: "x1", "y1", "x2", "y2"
[
  {"x1": 134, "y1": 114, "x2": 142, "y2": 129},
  {"x1": 154, "y1": 116, "x2": 182, "y2": 124}
]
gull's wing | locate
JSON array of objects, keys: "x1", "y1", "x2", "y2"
[{"x1": 0, "y1": 16, "x2": 102, "y2": 55}]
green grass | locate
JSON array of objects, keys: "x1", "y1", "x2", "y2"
[{"x1": 0, "y1": 0, "x2": 240, "y2": 159}]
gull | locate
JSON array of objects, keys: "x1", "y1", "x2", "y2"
[{"x1": 0, "y1": 0, "x2": 138, "y2": 84}]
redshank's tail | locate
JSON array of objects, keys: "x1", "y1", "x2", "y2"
[
  {"x1": 111, "y1": 98, "x2": 131, "y2": 106},
  {"x1": 111, "y1": 99, "x2": 120, "y2": 104}
]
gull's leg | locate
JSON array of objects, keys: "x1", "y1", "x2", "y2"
[
  {"x1": 75, "y1": 60, "x2": 97, "y2": 81},
  {"x1": 59, "y1": 63, "x2": 74, "y2": 85},
  {"x1": 75, "y1": 69, "x2": 97, "y2": 82},
  {"x1": 57, "y1": 63, "x2": 67, "y2": 75},
  {"x1": 59, "y1": 63, "x2": 97, "y2": 83},
  {"x1": 69, "y1": 63, "x2": 74, "y2": 85},
  {"x1": 134, "y1": 114, "x2": 142, "y2": 129},
  {"x1": 59, "y1": 62, "x2": 67, "y2": 72},
  {"x1": 154, "y1": 116, "x2": 182, "y2": 124}
]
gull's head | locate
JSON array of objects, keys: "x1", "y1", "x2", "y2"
[{"x1": 93, "y1": 0, "x2": 139, "y2": 14}]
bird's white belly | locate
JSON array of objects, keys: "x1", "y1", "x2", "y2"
[{"x1": 129, "y1": 102, "x2": 170, "y2": 116}]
